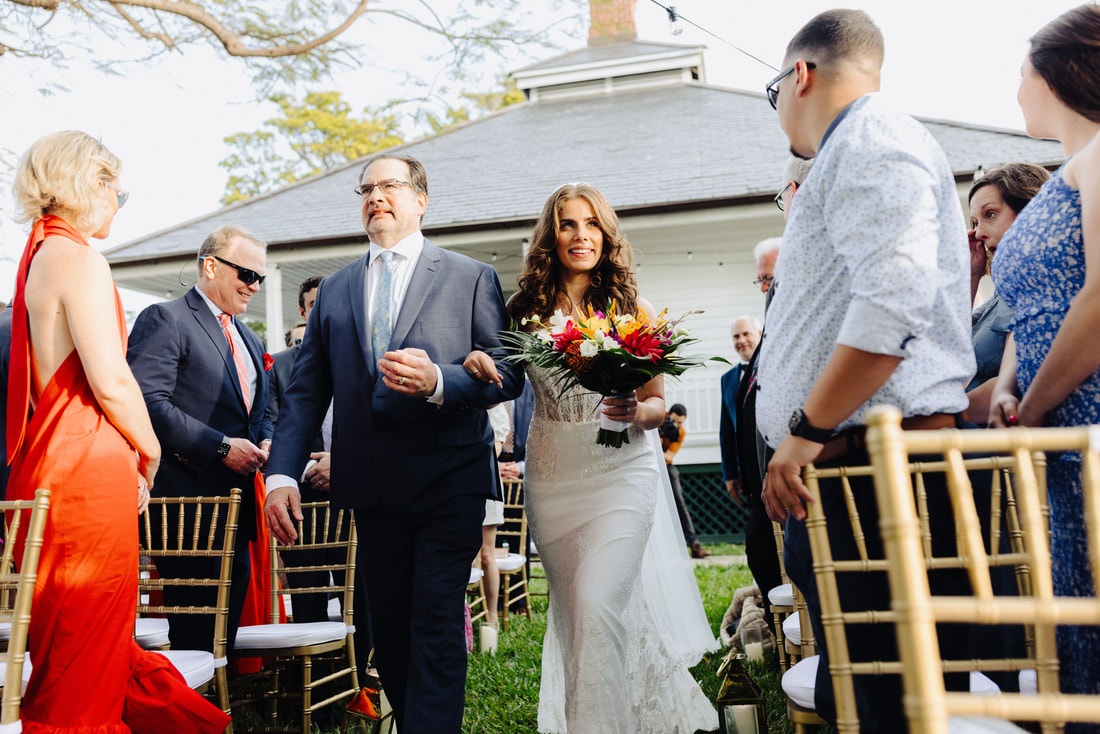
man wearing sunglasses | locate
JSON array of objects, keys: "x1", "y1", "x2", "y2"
[
  {"x1": 128, "y1": 224, "x2": 274, "y2": 654},
  {"x1": 265, "y1": 154, "x2": 524, "y2": 734},
  {"x1": 755, "y1": 8, "x2": 976, "y2": 731}
]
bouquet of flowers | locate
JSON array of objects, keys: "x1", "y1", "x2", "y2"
[{"x1": 500, "y1": 302, "x2": 727, "y2": 448}]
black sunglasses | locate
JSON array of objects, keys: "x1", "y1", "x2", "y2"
[
  {"x1": 766, "y1": 61, "x2": 816, "y2": 110},
  {"x1": 212, "y1": 256, "x2": 266, "y2": 286}
]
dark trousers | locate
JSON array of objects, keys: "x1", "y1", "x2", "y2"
[
  {"x1": 666, "y1": 464, "x2": 698, "y2": 546},
  {"x1": 357, "y1": 493, "x2": 484, "y2": 734},
  {"x1": 784, "y1": 450, "x2": 983, "y2": 733},
  {"x1": 744, "y1": 493, "x2": 783, "y2": 634},
  {"x1": 157, "y1": 519, "x2": 252, "y2": 654}
]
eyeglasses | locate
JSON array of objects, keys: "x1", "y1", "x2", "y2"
[
  {"x1": 354, "y1": 179, "x2": 414, "y2": 198},
  {"x1": 766, "y1": 61, "x2": 815, "y2": 110},
  {"x1": 103, "y1": 181, "x2": 130, "y2": 209},
  {"x1": 753, "y1": 275, "x2": 775, "y2": 288},
  {"x1": 774, "y1": 182, "x2": 792, "y2": 212},
  {"x1": 210, "y1": 256, "x2": 266, "y2": 286}
]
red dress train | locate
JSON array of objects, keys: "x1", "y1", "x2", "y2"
[{"x1": 5, "y1": 216, "x2": 230, "y2": 733}]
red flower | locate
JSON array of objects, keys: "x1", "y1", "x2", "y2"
[
  {"x1": 263, "y1": 353, "x2": 274, "y2": 371},
  {"x1": 551, "y1": 323, "x2": 584, "y2": 352},
  {"x1": 617, "y1": 329, "x2": 665, "y2": 361}
]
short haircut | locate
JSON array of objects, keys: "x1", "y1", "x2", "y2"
[
  {"x1": 360, "y1": 154, "x2": 428, "y2": 196},
  {"x1": 1030, "y1": 5, "x2": 1100, "y2": 123},
  {"x1": 785, "y1": 9, "x2": 884, "y2": 71},
  {"x1": 968, "y1": 163, "x2": 1051, "y2": 215},
  {"x1": 13, "y1": 130, "x2": 122, "y2": 233},
  {"x1": 298, "y1": 275, "x2": 324, "y2": 311},
  {"x1": 753, "y1": 237, "x2": 782, "y2": 264},
  {"x1": 732, "y1": 316, "x2": 763, "y2": 333},
  {"x1": 197, "y1": 225, "x2": 267, "y2": 274},
  {"x1": 669, "y1": 403, "x2": 687, "y2": 417},
  {"x1": 284, "y1": 321, "x2": 307, "y2": 348},
  {"x1": 784, "y1": 157, "x2": 815, "y2": 187}
]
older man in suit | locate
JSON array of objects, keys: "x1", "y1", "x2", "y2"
[
  {"x1": 265, "y1": 154, "x2": 523, "y2": 734},
  {"x1": 128, "y1": 224, "x2": 274, "y2": 653}
]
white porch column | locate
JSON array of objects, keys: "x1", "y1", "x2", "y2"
[{"x1": 265, "y1": 263, "x2": 285, "y2": 352}]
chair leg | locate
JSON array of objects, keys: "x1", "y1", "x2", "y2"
[
  {"x1": 215, "y1": 667, "x2": 233, "y2": 734},
  {"x1": 301, "y1": 655, "x2": 312, "y2": 734},
  {"x1": 500, "y1": 571, "x2": 511, "y2": 632},
  {"x1": 267, "y1": 661, "x2": 280, "y2": 726},
  {"x1": 772, "y1": 610, "x2": 788, "y2": 670}
]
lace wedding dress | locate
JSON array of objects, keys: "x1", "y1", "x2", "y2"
[{"x1": 525, "y1": 366, "x2": 718, "y2": 734}]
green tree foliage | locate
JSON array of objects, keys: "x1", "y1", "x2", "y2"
[{"x1": 219, "y1": 91, "x2": 403, "y2": 205}]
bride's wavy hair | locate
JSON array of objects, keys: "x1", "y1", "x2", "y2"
[{"x1": 508, "y1": 182, "x2": 637, "y2": 327}]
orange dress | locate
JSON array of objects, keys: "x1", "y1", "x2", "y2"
[{"x1": 6, "y1": 216, "x2": 231, "y2": 733}]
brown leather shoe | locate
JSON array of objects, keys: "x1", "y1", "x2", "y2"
[{"x1": 690, "y1": 541, "x2": 711, "y2": 559}]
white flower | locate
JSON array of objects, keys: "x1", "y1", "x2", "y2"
[
  {"x1": 579, "y1": 340, "x2": 599, "y2": 358},
  {"x1": 535, "y1": 329, "x2": 553, "y2": 344},
  {"x1": 548, "y1": 309, "x2": 569, "y2": 334}
]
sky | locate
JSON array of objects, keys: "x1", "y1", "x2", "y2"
[{"x1": 0, "y1": 0, "x2": 1082, "y2": 307}]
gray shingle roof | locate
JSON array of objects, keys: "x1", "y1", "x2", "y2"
[{"x1": 105, "y1": 85, "x2": 1065, "y2": 264}]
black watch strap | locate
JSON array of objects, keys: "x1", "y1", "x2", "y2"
[
  {"x1": 217, "y1": 439, "x2": 231, "y2": 459},
  {"x1": 788, "y1": 409, "x2": 834, "y2": 444}
]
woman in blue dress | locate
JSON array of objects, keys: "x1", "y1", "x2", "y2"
[{"x1": 990, "y1": 5, "x2": 1100, "y2": 722}]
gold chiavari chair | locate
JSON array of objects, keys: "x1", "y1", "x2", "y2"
[
  {"x1": 497, "y1": 479, "x2": 530, "y2": 630},
  {"x1": 869, "y1": 405, "x2": 1100, "y2": 733},
  {"x1": 0, "y1": 490, "x2": 50, "y2": 727}
]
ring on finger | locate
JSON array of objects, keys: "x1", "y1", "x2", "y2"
[{"x1": 400, "y1": 376, "x2": 406, "y2": 386}]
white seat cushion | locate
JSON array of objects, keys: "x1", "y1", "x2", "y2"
[
  {"x1": 154, "y1": 649, "x2": 214, "y2": 690},
  {"x1": 782, "y1": 613, "x2": 801, "y2": 646},
  {"x1": 328, "y1": 597, "x2": 342, "y2": 623},
  {"x1": 497, "y1": 553, "x2": 526, "y2": 572},
  {"x1": 970, "y1": 671, "x2": 1000, "y2": 696},
  {"x1": 948, "y1": 715, "x2": 1029, "y2": 733},
  {"x1": 469, "y1": 567, "x2": 484, "y2": 585},
  {"x1": 782, "y1": 654, "x2": 818, "y2": 710},
  {"x1": 134, "y1": 617, "x2": 170, "y2": 649},
  {"x1": 769, "y1": 583, "x2": 794, "y2": 607},
  {"x1": 234, "y1": 621, "x2": 348, "y2": 650},
  {"x1": 0, "y1": 623, "x2": 10, "y2": 642},
  {"x1": 1019, "y1": 669, "x2": 1036, "y2": 695}
]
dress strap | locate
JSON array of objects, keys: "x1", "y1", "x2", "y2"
[{"x1": 6, "y1": 216, "x2": 90, "y2": 465}]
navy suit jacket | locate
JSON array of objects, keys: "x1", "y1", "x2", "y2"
[
  {"x1": 267, "y1": 239, "x2": 524, "y2": 513},
  {"x1": 510, "y1": 379, "x2": 534, "y2": 465},
  {"x1": 128, "y1": 287, "x2": 274, "y2": 536},
  {"x1": 269, "y1": 345, "x2": 324, "y2": 454},
  {"x1": 719, "y1": 363, "x2": 746, "y2": 483}
]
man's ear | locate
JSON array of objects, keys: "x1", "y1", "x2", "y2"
[{"x1": 794, "y1": 59, "x2": 814, "y2": 98}]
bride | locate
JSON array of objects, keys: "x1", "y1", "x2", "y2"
[{"x1": 467, "y1": 183, "x2": 717, "y2": 733}]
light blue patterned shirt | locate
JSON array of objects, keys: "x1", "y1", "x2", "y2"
[{"x1": 757, "y1": 94, "x2": 974, "y2": 449}]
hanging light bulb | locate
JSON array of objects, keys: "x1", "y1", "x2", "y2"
[
  {"x1": 667, "y1": 5, "x2": 684, "y2": 36},
  {"x1": 491, "y1": 252, "x2": 498, "y2": 262},
  {"x1": 687, "y1": 250, "x2": 693, "y2": 260}
]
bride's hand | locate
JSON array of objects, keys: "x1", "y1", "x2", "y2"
[
  {"x1": 602, "y1": 394, "x2": 638, "y2": 424},
  {"x1": 463, "y1": 350, "x2": 502, "y2": 387}
]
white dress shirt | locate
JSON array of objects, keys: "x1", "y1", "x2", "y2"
[
  {"x1": 196, "y1": 286, "x2": 258, "y2": 410},
  {"x1": 756, "y1": 94, "x2": 974, "y2": 449}
]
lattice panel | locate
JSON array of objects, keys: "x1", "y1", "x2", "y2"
[{"x1": 679, "y1": 464, "x2": 748, "y2": 543}]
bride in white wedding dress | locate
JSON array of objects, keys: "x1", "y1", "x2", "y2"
[{"x1": 466, "y1": 183, "x2": 717, "y2": 734}]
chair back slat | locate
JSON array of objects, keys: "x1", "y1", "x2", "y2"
[{"x1": 270, "y1": 502, "x2": 357, "y2": 628}]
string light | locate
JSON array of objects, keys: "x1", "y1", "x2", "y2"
[{"x1": 646, "y1": 0, "x2": 779, "y2": 73}]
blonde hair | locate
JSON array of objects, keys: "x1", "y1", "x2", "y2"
[{"x1": 13, "y1": 131, "x2": 121, "y2": 232}]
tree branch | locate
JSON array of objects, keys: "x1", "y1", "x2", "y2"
[{"x1": 108, "y1": 2, "x2": 175, "y2": 49}]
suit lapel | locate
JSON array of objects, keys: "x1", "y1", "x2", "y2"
[
  {"x1": 390, "y1": 240, "x2": 442, "y2": 350},
  {"x1": 348, "y1": 253, "x2": 372, "y2": 376},
  {"x1": 185, "y1": 288, "x2": 249, "y2": 416},
  {"x1": 238, "y1": 318, "x2": 265, "y2": 415}
]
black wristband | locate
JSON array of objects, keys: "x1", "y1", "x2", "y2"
[{"x1": 788, "y1": 409, "x2": 834, "y2": 444}]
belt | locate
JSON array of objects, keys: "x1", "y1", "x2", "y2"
[{"x1": 815, "y1": 412, "x2": 960, "y2": 464}]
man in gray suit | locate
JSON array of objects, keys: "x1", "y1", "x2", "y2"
[{"x1": 264, "y1": 154, "x2": 523, "y2": 733}]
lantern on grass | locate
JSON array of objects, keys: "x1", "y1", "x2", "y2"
[{"x1": 716, "y1": 650, "x2": 768, "y2": 734}]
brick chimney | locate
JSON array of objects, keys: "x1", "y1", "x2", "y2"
[{"x1": 589, "y1": 0, "x2": 637, "y2": 46}]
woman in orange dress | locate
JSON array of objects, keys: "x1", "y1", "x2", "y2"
[{"x1": 8, "y1": 131, "x2": 230, "y2": 733}]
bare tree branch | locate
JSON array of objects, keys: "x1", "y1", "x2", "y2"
[{"x1": 108, "y1": 2, "x2": 174, "y2": 49}]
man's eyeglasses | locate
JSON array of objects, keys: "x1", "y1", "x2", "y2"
[
  {"x1": 774, "y1": 182, "x2": 792, "y2": 212},
  {"x1": 766, "y1": 62, "x2": 816, "y2": 110},
  {"x1": 753, "y1": 275, "x2": 775, "y2": 289},
  {"x1": 354, "y1": 179, "x2": 414, "y2": 198},
  {"x1": 210, "y1": 256, "x2": 266, "y2": 286},
  {"x1": 103, "y1": 181, "x2": 130, "y2": 209}
]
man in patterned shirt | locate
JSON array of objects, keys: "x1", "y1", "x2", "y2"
[{"x1": 756, "y1": 9, "x2": 977, "y2": 730}]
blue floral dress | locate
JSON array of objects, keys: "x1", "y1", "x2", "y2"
[{"x1": 994, "y1": 163, "x2": 1100, "y2": 721}]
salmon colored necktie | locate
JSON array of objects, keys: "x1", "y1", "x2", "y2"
[{"x1": 217, "y1": 312, "x2": 251, "y2": 413}]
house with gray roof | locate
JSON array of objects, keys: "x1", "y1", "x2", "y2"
[{"x1": 105, "y1": 11, "x2": 1064, "y2": 482}]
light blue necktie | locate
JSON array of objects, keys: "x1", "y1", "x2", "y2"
[{"x1": 371, "y1": 250, "x2": 396, "y2": 360}]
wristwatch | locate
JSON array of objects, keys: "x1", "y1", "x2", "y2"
[
  {"x1": 788, "y1": 409, "x2": 834, "y2": 444},
  {"x1": 216, "y1": 438, "x2": 231, "y2": 459}
]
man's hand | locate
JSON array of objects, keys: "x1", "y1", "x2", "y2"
[
  {"x1": 303, "y1": 451, "x2": 331, "y2": 491},
  {"x1": 379, "y1": 348, "x2": 438, "y2": 397},
  {"x1": 762, "y1": 434, "x2": 823, "y2": 523},
  {"x1": 265, "y1": 485, "x2": 303, "y2": 545},
  {"x1": 663, "y1": 449, "x2": 675, "y2": 464},
  {"x1": 500, "y1": 461, "x2": 522, "y2": 481},
  {"x1": 464, "y1": 350, "x2": 502, "y2": 387},
  {"x1": 223, "y1": 438, "x2": 267, "y2": 475},
  {"x1": 725, "y1": 479, "x2": 745, "y2": 506}
]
